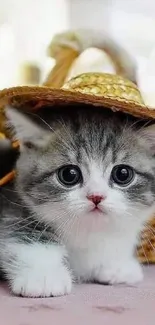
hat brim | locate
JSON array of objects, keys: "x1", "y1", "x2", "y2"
[{"x1": 0, "y1": 85, "x2": 155, "y2": 119}]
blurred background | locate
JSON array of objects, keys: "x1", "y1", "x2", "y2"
[{"x1": 0, "y1": 0, "x2": 155, "y2": 101}]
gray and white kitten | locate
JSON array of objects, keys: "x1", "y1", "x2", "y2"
[{"x1": 0, "y1": 105, "x2": 155, "y2": 297}]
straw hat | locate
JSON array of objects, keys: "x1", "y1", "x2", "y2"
[
  {"x1": 0, "y1": 30, "x2": 154, "y2": 123},
  {"x1": 0, "y1": 29, "x2": 154, "y2": 263}
]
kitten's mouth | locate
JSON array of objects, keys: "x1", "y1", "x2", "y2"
[{"x1": 90, "y1": 206, "x2": 103, "y2": 213}]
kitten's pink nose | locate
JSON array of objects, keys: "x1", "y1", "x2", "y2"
[{"x1": 87, "y1": 195, "x2": 104, "y2": 205}]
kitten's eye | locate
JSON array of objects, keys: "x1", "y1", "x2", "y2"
[
  {"x1": 57, "y1": 165, "x2": 82, "y2": 187},
  {"x1": 111, "y1": 164, "x2": 134, "y2": 186}
]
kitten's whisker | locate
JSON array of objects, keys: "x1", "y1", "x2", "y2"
[
  {"x1": 46, "y1": 210, "x2": 69, "y2": 223},
  {"x1": 136, "y1": 120, "x2": 152, "y2": 134},
  {"x1": 75, "y1": 213, "x2": 82, "y2": 239},
  {"x1": 2, "y1": 187, "x2": 50, "y2": 203},
  {"x1": 139, "y1": 242, "x2": 149, "y2": 265},
  {"x1": 145, "y1": 224, "x2": 155, "y2": 236},
  {"x1": 3, "y1": 215, "x2": 36, "y2": 229},
  {"x1": 145, "y1": 236, "x2": 155, "y2": 254},
  {"x1": 27, "y1": 112, "x2": 54, "y2": 132},
  {"x1": 26, "y1": 112, "x2": 73, "y2": 150},
  {"x1": 13, "y1": 219, "x2": 37, "y2": 231},
  {"x1": 0, "y1": 191, "x2": 52, "y2": 209},
  {"x1": 30, "y1": 219, "x2": 44, "y2": 236},
  {"x1": 56, "y1": 217, "x2": 71, "y2": 238},
  {"x1": 122, "y1": 118, "x2": 149, "y2": 140},
  {"x1": 61, "y1": 212, "x2": 77, "y2": 244},
  {"x1": 46, "y1": 214, "x2": 68, "y2": 243},
  {"x1": 127, "y1": 118, "x2": 148, "y2": 132},
  {"x1": 36, "y1": 224, "x2": 50, "y2": 241},
  {"x1": 53, "y1": 211, "x2": 77, "y2": 243},
  {"x1": 58, "y1": 119, "x2": 75, "y2": 148}
]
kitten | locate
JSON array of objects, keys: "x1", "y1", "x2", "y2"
[{"x1": 0, "y1": 105, "x2": 155, "y2": 297}]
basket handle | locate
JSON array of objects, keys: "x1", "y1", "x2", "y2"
[{"x1": 43, "y1": 29, "x2": 137, "y2": 88}]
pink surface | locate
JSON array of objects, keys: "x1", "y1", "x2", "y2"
[{"x1": 1, "y1": 266, "x2": 155, "y2": 325}]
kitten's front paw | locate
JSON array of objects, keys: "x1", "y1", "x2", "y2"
[
  {"x1": 95, "y1": 259, "x2": 143, "y2": 285},
  {"x1": 11, "y1": 264, "x2": 72, "y2": 297}
]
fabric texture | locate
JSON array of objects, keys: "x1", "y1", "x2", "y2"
[{"x1": 0, "y1": 266, "x2": 154, "y2": 325}]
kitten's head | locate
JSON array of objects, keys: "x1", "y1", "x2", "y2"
[{"x1": 6, "y1": 106, "x2": 155, "y2": 244}]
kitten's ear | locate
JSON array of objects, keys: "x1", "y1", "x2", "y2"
[
  {"x1": 5, "y1": 106, "x2": 50, "y2": 148},
  {"x1": 140, "y1": 123, "x2": 155, "y2": 151}
]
